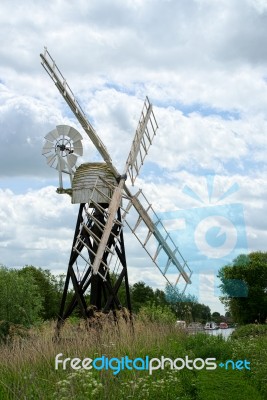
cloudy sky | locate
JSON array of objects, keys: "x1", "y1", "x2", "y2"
[{"x1": 0, "y1": 0, "x2": 267, "y2": 314}]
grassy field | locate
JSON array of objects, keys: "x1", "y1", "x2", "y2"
[{"x1": 0, "y1": 317, "x2": 266, "y2": 399}]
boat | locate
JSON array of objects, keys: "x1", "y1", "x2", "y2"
[
  {"x1": 219, "y1": 322, "x2": 228, "y2": 329},
  {"x1": 175, "y1": 320, "x2": 186, "y2": 329},
  {"x1": 187, "y1": 322, "x2": 204, "y2": 333},
  {"x1": 204, "y1": 321, "x2": 219, "y2": 330}
]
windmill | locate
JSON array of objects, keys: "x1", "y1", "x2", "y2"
[{"x1": 41, "y1": 47, "x2": 192, "y2": 335}]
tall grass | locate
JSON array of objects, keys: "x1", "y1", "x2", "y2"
[{"x1": 0, "y1": 318, "x2": 266, "y2": 399}]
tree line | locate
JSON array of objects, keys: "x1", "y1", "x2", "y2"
[
  {"x1": 0, "y1": 265, "x2": 212, "y2": 327},
  {"x1": 0, "y1": 251, "x2": 265, "y2": 328}
]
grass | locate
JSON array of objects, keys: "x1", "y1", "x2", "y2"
[
  {"x1": 196, "y1": 368, "x2": 263, "y2": 400},
  {"x1": 0, "y1": 317, "x2": 266, "y2": 399}
]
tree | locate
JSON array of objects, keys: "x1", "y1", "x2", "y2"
[
  {"x1": 0, "y1": 266, "x2": 43, "y2": 326},
  {"x1": 165, "y1": 284, "x2": 211, "y2": 323},
  {"x1": 218, "y1": 252, "x2": 267, "y2": 324},
  {"x1": 165, "y1": 284, "x2": 198, "y2": 322},
  {"x1": 165, "y1": 284, "x2": 198, "y2": 304},
  {"x1": 153, "y1": 288, "x2": 168, "y2": 307},
  {"x1": 131, "y1": 281, "x2": 155, "y2": 312},
  {"x1": 18, "y1": 266, "x2": 63, "y2": 320},
  {"x1": 211, "y1": 312, "x2": 221, "y2": 324},
  {"x1": 138, "y1": 303, "x2": 176, "y2": 324},
  {"x1": 191, "y1": 303, "x2": 211, "y2": 323}
]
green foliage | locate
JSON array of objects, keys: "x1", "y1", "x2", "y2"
[
  {"x1": 119, "y1": 370, "x2": 188, "y2": 399},
  {"x1": 165, "y1": 283, "x2": 198, "y2": 304},
  {"x1": 153, "y1": 288, "x2": 168, "y2": 307},
  {"x1": 211, "y1": 311, "x2": 221, "y2": 324},
  {"x1": 137, "y1": 303, "x2": 176, "y2": 324},
  {"x1": 0, "y1": 321, "x2": 28, "y2": 344},
  {"x1": 191, "y1": 303, "x2": 211, "y2": 323},
  {"x1": 185, "y1": 333, "x2": 232, "y2": 360},
  {"x1": 131, "y1": 281, "x2": 159, "y2": 312},
  {"x1": 165, "y1": 284, "x2": 197, "y2": 322},
  {"x1": 0, "y1": 321, "x2": 10, "y2": 343},
  {"x1": 219, "y1": 251, "x2": 267, "y2": 324},
  {"x1": 231, "y1": 324, "x2": 267, "y2": 339},
  {"x1": 229, "y1": 329, "x2": 267, "y2": 398},
  {"x1": 108, "y1": 278, "x2": 168, "y2": 313},
  {"x1": 165, "y1": 284, "x2": 211, "y2": 323},
  {"x1": 196, "y1": 368, "x2": 263, "y2": 400},
  {"x1": 0, "y1": 320, "x2": 266, "y2": 399},
  {"x1": 53, "y1": 370, "x2": 103, "y2": 399},
  {"x1": 18, "y1": 266, "x2": 63, "y2": 320},
  {"x1": 0, "y1": 265, "x2": 70, "y2": 328},
  {"x1": 0, "y1": 266, "x2": 43, "y2": 327}
]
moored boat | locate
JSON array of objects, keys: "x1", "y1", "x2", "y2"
[{"x1": 204, "y1": 321, "x2": 219, "y2": 330}]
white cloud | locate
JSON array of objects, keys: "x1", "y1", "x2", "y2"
[{"x1": 0, "y1": 187, "x2": 78, "y2": 272}]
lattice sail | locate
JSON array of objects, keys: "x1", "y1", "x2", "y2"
[
  {"x1": 126, "y1": 97, "x2": 158, "y2": 185},
  {"x1": 40, "y1": 47, "x2": 114, "y2": 172},
  {"x1": 122, "y1": 190, "x2": 192, "y2": 293}
]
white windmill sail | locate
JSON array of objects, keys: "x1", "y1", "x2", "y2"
[
  {"x1": 126, "y1": 96, "x2": 158, "y2": 186},
  {"x1": 40, "y1": 48, "x2": 115, "y2": 175}
]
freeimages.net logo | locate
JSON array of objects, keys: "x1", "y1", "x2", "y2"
[{"x1": 157, "y1": 175, "x2": 248, "y2": 297}]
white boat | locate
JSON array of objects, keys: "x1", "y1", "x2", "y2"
[
  {"x1": 204, "y1": 321, "x2": 219, "y2": 330},
  {"x1": 187, "y1": 322, "x2": 204, "y2": 333},
  {"x1": 175, "y1": 320, "x2": 186, "y2": 329}
]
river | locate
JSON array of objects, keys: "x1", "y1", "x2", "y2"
[{"x1": 204, "y1": 327, "x2": 235, "y2": 339}]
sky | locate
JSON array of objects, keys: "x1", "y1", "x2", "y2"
[{"x1": 0, "y1": 0, "x2": 267, "y2": 315}]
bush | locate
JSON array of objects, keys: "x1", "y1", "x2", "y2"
[
  {"x1": 0, "y1": 266, "x2": 43, "y2": 327},
  {"x1": 137, "y1": 303, "x2": 176, "y2": 324},
  {"x1": 0, "y1": 321, "x2": 28, "y2": 344},
  {"x1": 231, "y1": 324, "x2": 267, "y2": 339},
  {"x1": 185, "y1": 333, "x2": 232, "y2": 360}
]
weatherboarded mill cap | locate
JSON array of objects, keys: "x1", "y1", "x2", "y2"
[{"x1": 72, "y1": 162, "x2": 117, "y2": 205}]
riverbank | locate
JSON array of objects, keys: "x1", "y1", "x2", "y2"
[{"x1": 0, "y1": 320, "x2": 266, "y2": 399}]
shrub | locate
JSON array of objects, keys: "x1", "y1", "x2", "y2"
[
  {"x1": 231, "y1": 324, "x2": 267, "y2": 340},
  {"x1": 137, "y1": 303, "x2": 176, "y2": 324}
]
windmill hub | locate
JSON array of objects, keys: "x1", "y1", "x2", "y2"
[
  {"x1": 116, "y1": 173, "x2": 128, "y2": 183},
  {"x1": 56, "y1": 143, "x2": 74, "y2": 154}
]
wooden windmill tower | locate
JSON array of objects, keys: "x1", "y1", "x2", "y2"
[{"x1": 41, "y1": 48, "x2": 192, "y2": 334}]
